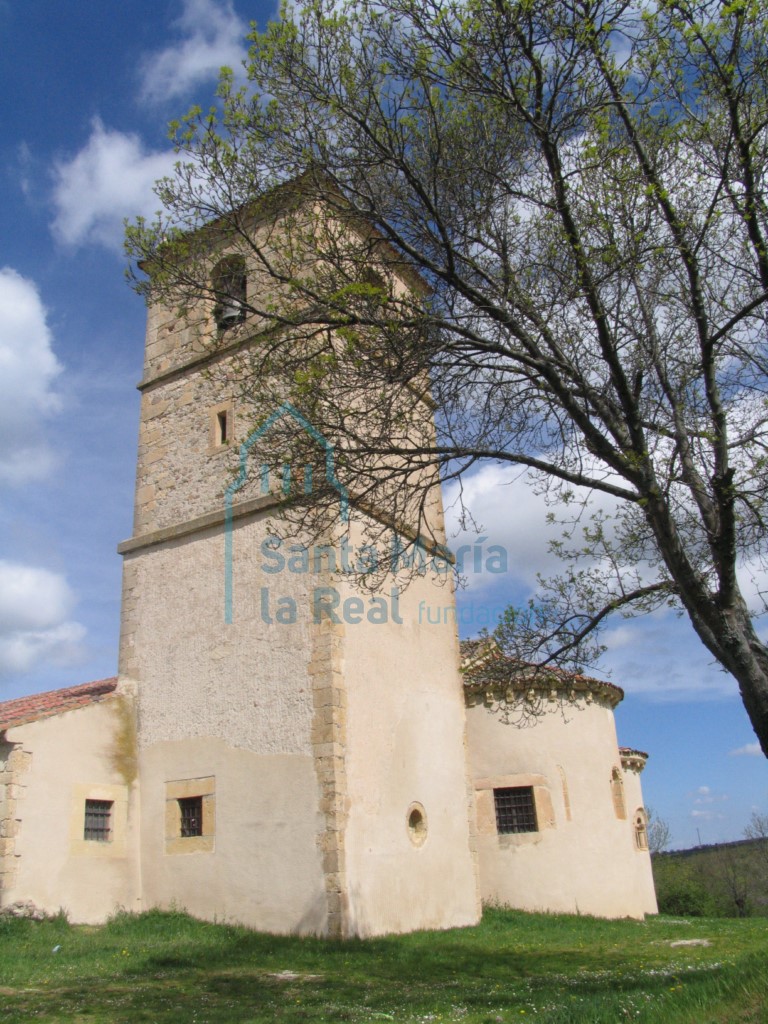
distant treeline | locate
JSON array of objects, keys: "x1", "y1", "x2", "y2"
[{"x1": 653, "y1": 838, "x2": 768, "y2": 917}]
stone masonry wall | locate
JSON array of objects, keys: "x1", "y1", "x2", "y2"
[
  {"x1": 308, "y1": 616, "x2": 349, "y2": 938},
  {"x1": 132, "y1": 363, "x2": 240, "y2": 538},
  {"x1": 122, "y1": 519, "x2": 315, "y2": 755},
  {"x1": 0, "y1": 742, "x2": 31, "y2": 901}
]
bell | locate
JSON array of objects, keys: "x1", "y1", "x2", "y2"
[{"x1": 217, "y1": 300, "x2": 243, "y2": 326}]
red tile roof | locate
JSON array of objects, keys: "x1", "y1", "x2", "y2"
[
  {"x1": 0, "y1": 678, "x2": 118, "y2": 732},
  {"x1": 459, "y1": 639, "x2": 624, "y2": 705},
  {"x1": 619, "y1": 746, "x2": 649, "y2": 760}
]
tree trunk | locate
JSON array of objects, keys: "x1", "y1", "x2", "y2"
[{"x1": 690, "y1": 605, "x2": 768, "y2": 757}]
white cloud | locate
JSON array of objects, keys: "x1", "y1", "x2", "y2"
[
  {"x1": 140, "y1": 0, "x2": 248, "y2": 103},
  {"x1": 729, "y1": 742, "x2": 763, "y2": 757},
  {"x1": 689, "y1": 785, "x2": 728, "y2": 822},
  {"x1": 443, "y1": 464, "x2": 570, "y2": 591},
  {"x1": 0, "y1": 562, "x2": 72, "y2": 633},
  {"x1": 735, "y1": 556, "x2": 768, "y2": 618},
  {"x1": 444, "y1": 461, "x2": 630, "y2": 596},
  {"x1": 0, "y1": 268, "x2": 62, "y2": 483},
  {"x1": 445, "y1": 464, "x2": 744, "y2": 702},
  {"x1": 51, "y1": 119, "x2": 177, "y2": 251},
  {"x1": 17, "y1": 141, "x2": 33, "y2": 199},
  {"x1": 0, "y1": 561, "x2": 86, "y2": 677},
  {"x1": 693, "y1": 786, "x2": 728, "y2": 805},
  {"x1": 598, "y1": 612, "x2": 737, "y2": 702},
  {"x1": 691, "y1": 808, "x2": 724, "y2": 821}
]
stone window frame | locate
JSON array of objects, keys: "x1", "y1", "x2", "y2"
[
  {"x1": 406, "y1": 802, "x2": 428, "y2": 847},
  {"x1": 209, "y1": 402, "x2": 234, "y2": 451},
  {"x1": 557, "y1": 764, "x2": 572, "y2": 822},
  {"x1": 474, "y1": 773, "x2": 555, "y2": 844},
  {"x1": 211, "y1": 255, "x2": 247, "y2": 330},
  {"x1": 165, "y1": 776, "x2": 215, "y2": 855},
  {"x1": 611, "y1": 767, "x2": 627, "y2": 820},
  {"x1": 633, "y1": 807, "x2": 649, "y2": 850},
  {"x1": 70, "y1": 784, "x2": 128, "y2": 858}
]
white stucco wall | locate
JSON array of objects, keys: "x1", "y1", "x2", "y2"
[
  {"x1": 121, "y1": 513, "x2": 332, "y2": 933},
  {"x1": 339, "y1": 565, "x2": 481, "y2": 936},
  {"x1": 465, "y1": 690, "x2": 657, "y2": 919},
  {"x1": 138, "y1": 738, "x2": 328, "y2": 932},
  {"x1": 121, "y1": 508, "x2": 481, "y2": 935},
  {"x1": 2, "y1": 699, "x2": 139, "y2": 923},
  {"x1": 622, "y1": 757, "x2": 658, "y2": 915}
]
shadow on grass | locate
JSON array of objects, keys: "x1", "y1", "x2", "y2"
[{"x1": 0, "y1": 908, "x2": 766, "y2": 1023}]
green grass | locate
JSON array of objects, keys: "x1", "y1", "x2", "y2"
[{"x1": 0, "y1": 907, "x2": 766, "y2": 1023}]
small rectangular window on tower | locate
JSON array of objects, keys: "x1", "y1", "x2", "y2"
[
  {"x1": 493, "y1": 786, "x2": 538, "y2": 834},
  {"x1": 210, "y1": 404, "x2": 233, "y2": 449},
  {"x1": 216, "y1": 410, "x2": 228, "y2": 445},
  {"x1": 84, "y1": 799, "x2": 113, "y2": 842},
  {"x1": 179, "y1": 796, "x2": 204, "y2": 838}
]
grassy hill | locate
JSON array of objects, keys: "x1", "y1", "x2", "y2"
[{"x1": 0, "y1": 906, "x2": 766, "y2": 1023}]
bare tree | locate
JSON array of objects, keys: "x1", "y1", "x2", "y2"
[
  {"x1": 646, "y1": 807, "x2": 672, "y2": 856},
  {"x1": 744, "y1": 811, "x2": 768, "y2": 843},
  {"x1": 745, "y1": 810, "x2": 768, "y2": 880},
  {"x1": 127, "y1": 0, "x2": 768, "y2": 753},
  {"x1": 710, "y1": 844, "x2": 752, "y2": 917}
]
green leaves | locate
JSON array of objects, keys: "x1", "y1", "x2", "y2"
[{"x1": 123, "y1": 0, "x2": 768, "y2": 749}]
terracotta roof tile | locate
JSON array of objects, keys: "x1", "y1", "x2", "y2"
[
  {"x1": 619, "y1": 745, "x2": 649, "y2": 760},
  {"x1": 0, "y1": 678, "x2": 118, "y2": 732},
  {"x1": 459, "y1": 639, "x2": 624, "y2": 704}
]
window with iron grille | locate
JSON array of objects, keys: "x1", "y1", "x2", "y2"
[
  {"x1": 493, "y1": 786, "x2": 538, "y2": 834},
  {"x1": 84, "y1": 799, "x2": 113, "y2": 842},
  {"x1": 179, "y1": 796, "x2": 203, "y2": 838}
]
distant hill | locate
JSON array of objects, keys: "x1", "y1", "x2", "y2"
[
  {"x1": 653, "y1": 838, "x2": 768, "y2": 917},
  {"x1": 658, "y1": 836, "x2": 768, "y2": 858}
]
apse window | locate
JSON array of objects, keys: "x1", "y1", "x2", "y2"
[
  {"x1": 611, "y1": 767, "x2": 627, "y2": 819},
  {"x1": 493, "y1": 786, "x2": 538, "y2": 834},
  {"x1": 634, "y1": 809, "x2": 649, "y2": 851},
  {"x1": 84, "y1": 799, "x2": 113, "y2": 842},
  {"x1": 179, "y1": 796, "x2": 203, "y2": 838}
]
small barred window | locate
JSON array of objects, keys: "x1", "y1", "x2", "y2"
[
  {"x1": 84, "y1": 799, "x2": 113, "y2": 842},
  {"x1": 179, "y1": 796, "x2": 203, "y2": 838},
  {"x1": 493, "y1": 786, "x2": 538, "y2": 834}
]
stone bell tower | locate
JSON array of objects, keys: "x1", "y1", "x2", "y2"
[{"x1": 117, "y1": 207, "x2": 480, "y2": 936}]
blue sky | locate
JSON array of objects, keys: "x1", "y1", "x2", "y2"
[{"x1": 1, "y1": 0, "x2": 766, "y2": 851}]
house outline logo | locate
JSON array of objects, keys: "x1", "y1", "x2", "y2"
[{"x1": 224, "y1": 401, "x2": 350, "y2": 623}]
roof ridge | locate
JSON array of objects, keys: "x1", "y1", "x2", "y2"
[
  {"x1": 459, "y1": 641, "x2": 624, "y2": 701},
  {"x1": 0, "y1": 677, "x2": 118, "y2": 732}
]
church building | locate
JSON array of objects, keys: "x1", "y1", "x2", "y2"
[{"x1": 0, "y1": 199, "x2": 657, "y2": 933}]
